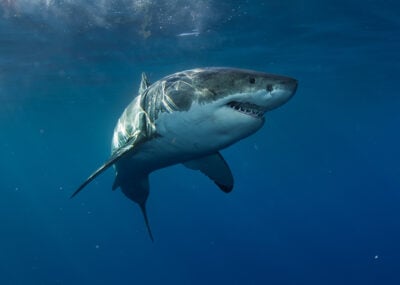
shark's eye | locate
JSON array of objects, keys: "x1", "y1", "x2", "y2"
[
  {"x1": 266, "y1": 84, "x2": 273, "y2": 92},
  {"x1": 249, "y1": 78, "x2": 255, "y2": 84}
]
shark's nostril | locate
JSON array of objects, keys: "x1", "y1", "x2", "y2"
[{"x1": 266, "y1": 84, "x2": 273, "y2": 92}]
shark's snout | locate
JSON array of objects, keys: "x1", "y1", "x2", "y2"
[
  {"x1": 282, "y1": 77, "x2": 298, "y2": 97},
  {"x1": 272, "y1": 77, "x2": 298, "y2": 98},
  {"x1": 265, "y1": 76, "x2": 297, "y2": 111}
]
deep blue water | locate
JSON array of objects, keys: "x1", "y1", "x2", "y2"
[{"x1": 1, "y1": 0, "x2": 400, "y2": 284}]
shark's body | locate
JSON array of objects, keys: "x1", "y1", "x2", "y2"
[{"x1": 72, "y1": 67, "x2": 298, "y2": 241}]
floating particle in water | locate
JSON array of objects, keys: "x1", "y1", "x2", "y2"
[
  {"x1": 374, "y1": 255, "x2": 379, "y2": 260},
  {"x1": 95, "y1": 244, "x2": 100, "y2": 249}
]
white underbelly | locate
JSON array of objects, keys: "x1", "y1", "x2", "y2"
[
  {"x1": 122, "y1": 135, "x2": 211, "y2": 173},
  {"x1": 116, "y1": 101, "x2": 263, "y2": 173}
]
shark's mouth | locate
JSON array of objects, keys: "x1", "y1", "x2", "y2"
[{"x1": 227, "y1": 101, "x2": 266, "y2": 118}]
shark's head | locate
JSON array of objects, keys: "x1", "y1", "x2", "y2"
[
  {"x1": 192, "y1": 67, "x2": 297, "y2": 110},
  {"x1": 163, "y1": 67, "x2": 297, "y2": 112},
  {"x1": 156, "y1": 67, "x2": 297, "y2": 152}
]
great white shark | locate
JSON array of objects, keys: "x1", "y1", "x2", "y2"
[{"x1": 72, "y1": 67, "x2": 298, "y2": 241}]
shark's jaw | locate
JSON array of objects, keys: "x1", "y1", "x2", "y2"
[
  {"x1": 226, "y1": 101, "x2": 266, "y2": 119},
  {"x1": 222, "y1": 78, "x2": 297, "y2": 120}
]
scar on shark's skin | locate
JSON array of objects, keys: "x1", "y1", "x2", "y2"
[{"x1": 72, "y1": 67, "x2": 298, "y2": 241}]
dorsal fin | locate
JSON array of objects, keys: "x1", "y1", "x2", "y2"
[{"x1": 138, "y1": 72, "x2": 151, "y2": 94}]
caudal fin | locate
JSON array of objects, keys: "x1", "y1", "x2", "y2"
[
  {"x1": 139, "y1": 203, "x2": 154, "y2": 242},
  {"x1": 118, "y1": 173, "x2": 154, "y2": 241}
]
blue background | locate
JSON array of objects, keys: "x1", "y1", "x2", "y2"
[{"x1": 1, "y1": 0, "x2": 399, "y2": 284}]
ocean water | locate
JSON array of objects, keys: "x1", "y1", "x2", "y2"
[{"x1": 1, "y1": 0, "x2": 399, "y2": 284}]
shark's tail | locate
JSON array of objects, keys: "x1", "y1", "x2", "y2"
[
  {"x1": 115, "y1": 173, "x2": 154, "y2": 242},
  {"x1": 139, "y1": 203, "x2": 154, "y2": 242}
]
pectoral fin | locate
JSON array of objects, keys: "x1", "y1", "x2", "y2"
[
  {"x1": 71, "y1": 134, "x2": 145, "y2": 198},
  {"x1": 184, "y1": 153, "x2": 234, "y2": 193}
]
